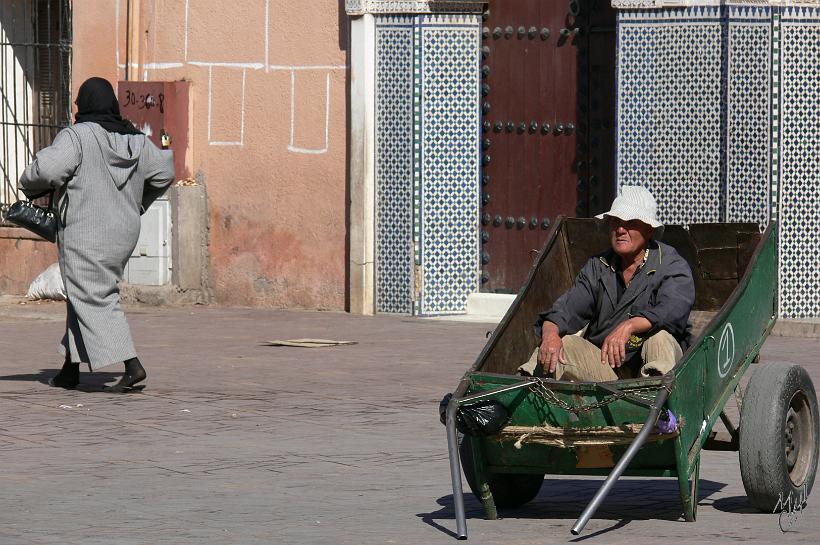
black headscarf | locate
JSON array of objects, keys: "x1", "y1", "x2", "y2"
[{"x1": 74, "y1": 77, "x2": 142, "y2": 135}]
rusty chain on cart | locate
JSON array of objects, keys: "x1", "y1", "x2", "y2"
[{"x1": 527, "y1": 377, "x2": 672, "y2": 414}]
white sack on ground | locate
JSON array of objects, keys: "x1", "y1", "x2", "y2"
[{"x1": 26, "y1": 263, "x2": 67, "y2": 301}]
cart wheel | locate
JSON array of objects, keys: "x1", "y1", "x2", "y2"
[
  {"x1": 739, "y1": 363, "x2": 819, "y2": 511},
  {"x1": 459, "y1": 434, "x2": 544, "y2": 509}
]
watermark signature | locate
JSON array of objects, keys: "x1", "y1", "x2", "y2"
[{"x1": 774, "y1": 484, "x2": 808, "y2": 533}]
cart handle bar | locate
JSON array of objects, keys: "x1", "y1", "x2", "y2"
[
  {"x1": 446, "y1": 399, "x2": 468, "y2": 539},
  {"x1": 570, "y1": 376, "x2": 673, "y2": 535}
]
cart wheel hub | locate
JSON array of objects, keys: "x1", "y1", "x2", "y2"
[
  {"x1": 785, "y1": 393, "x2": 814, "y2": 487},
  {"x1": 785, "y1": 414, "x2": 800, "y2": 469}
]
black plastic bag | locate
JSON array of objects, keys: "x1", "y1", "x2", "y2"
[
  {"x1": 459, "y1": 400, "x2": 510, "y2": 436},
  {"x1": 438, "y1": 393, "x2": 510, "y2": 436},
  {"x1": 438, "y1": 393, "x2": 453, "y2": 426}
]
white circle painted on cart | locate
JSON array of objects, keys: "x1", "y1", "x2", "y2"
[{"x1": 717, "y1": 323, "x2": 735, "y2": 378}]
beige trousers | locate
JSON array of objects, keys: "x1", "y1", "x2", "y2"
[{"x1": 519, "y1": 330, "x2": 683, "y2": 381}]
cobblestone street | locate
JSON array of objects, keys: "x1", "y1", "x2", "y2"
[{"x1": 0, "y1": 300, "x2": 818, "y2": 544}]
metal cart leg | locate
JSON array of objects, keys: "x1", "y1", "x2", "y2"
[
  {"x1": 674, "y1": 435, "x2": 692, "y2": 521},
  {"x1": 679, "y1": 454, "x2": 700, "y2": 522},
  {"x1": 468, "y1": 435, "x2": 498, "y2": 520},
  {"x1": 443, "y1": 379, "x2": 535, "y2": 539},
  {"x1": 446, "y1": 399, "x2": 468, "y2": 539},
  {"x1": 571, "y1": 384, "x2": 671, "y2": 535},
  {"x1": 691, "y1": 457, "x2": 701, "y2": 521}
]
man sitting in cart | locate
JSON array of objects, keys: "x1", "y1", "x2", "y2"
[{"x1": 523, "y1": 186, "x2": 695, "y2": 381}]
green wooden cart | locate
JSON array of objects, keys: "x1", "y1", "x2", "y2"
[{"x1": 443, "y1": 218, "x2": 819, "y2": 538}]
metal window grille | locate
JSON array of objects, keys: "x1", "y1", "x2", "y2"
[{"x1": 0, "y1": 0, "x2": 71, "y2": 221}]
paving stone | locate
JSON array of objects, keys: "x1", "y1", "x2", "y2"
[{"x1": 0, "y1": 302, "x2": 817, "y2": 543}]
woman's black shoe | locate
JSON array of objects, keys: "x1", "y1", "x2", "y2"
[
  {"x1": 48, "y1": 360, "x2": 80, "y2": 389},
  {"x1": 104, "y1": 358, "x2": 146, "y2": 393}
]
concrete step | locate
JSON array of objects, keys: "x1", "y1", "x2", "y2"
[{"x1": 465, "y1": 292, "x2": 517, "y2": 318}]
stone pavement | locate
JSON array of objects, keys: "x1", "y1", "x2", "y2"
[{"x1": 0, "y1": 299, "x2": 818, "y2": 544}]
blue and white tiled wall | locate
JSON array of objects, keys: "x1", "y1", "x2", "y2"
[
  {"x1": 616, "y1": 5, "x2": 820, "y2": 318},
  {"x1": 374, "y1": 4, "x2": 820, "y2": 318},
  {"x1": 375, "y1": 17, "x2": 415, "y2": 314},
  {"x1": 779, "y1": 7, "x2": 820, "y2": 318},
  {"x1": 617, "y1": 7, "x2": 725, "y2": 224},
  {"x1": 375, "y1": 15, "x2": 480, "y2": 315},
  {"x1": 727, "y1": 6, "x2": 771, "y2": 227}
]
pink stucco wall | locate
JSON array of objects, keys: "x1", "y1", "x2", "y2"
[
  {"x1": 0, "y1": 230, "x2": 58, "y2": 295},
  {"x1": 72, "y1": 0, "x2": 348, "y2": 309}
]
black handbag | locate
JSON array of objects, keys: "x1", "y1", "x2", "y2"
[{"x1": 5, "y1": 190, "x2": 58, "y2": 242}]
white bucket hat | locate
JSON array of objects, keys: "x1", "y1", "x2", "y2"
[{"x1": 595, "y1": 185, "x2": 664, "y2": 238}]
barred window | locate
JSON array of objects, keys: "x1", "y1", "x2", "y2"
[{"x1": 0, "y1": 0, "x2": 71, "y2": 218}]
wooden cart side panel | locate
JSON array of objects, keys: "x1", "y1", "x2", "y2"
[
  {"x1": 700, "y1": 224, "x2": 777, "y2": 429},
  {"x1": 563, "y1": 219, "x2": 611, "y2": 277},
  {"x1": 483, "y1": 440, "x2": 677, "y2": 474},
  {"x1": 664, "y1": 223, "x2": 761, "y2": 311},
  {"x1": 669, "y1": 222, "x2": 777, "y2": 463},
  {"x1": 479, "y1": 218, "x2": 608, "y2": 375},
  {"x1": 480, "y1": 219, "x2": 575, "y2": 374},
  {"x1": 688, "y1": 222, "x2": 760, "y2": 311}
]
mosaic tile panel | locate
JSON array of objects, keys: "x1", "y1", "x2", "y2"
[
  {"x1": 727, "y1": 7, "x2": 771, "y2": 226},
  {"x1": 616, "y1": 8, "x2": 724, "y2": 225},
  {"x1": 417, "y1": 15, "x2": 480, "y2": 315},
  {"x1": 779, "y1": 7, "x2": 820, "y2": 318},
  {"x1": 375, "y1": 18, "x2": 415, "y2": 314},
  {"x1": 771, "y1": 9, "x2": 782, "y2": 224}
]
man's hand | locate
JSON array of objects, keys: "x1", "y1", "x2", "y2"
[
  {"x1": 600, "y1": 317, "x2": 652, "y2": 368},
  {"x1": 538, "y1": 322, "x2": 565, "y2": 374}
]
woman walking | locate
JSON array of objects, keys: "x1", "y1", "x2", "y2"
[{"x1": 20, "y1": 77, "x2": 175, "y2": 392}]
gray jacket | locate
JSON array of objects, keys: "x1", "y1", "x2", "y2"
[{"x1": 536, "y1": 240, "x2": 696, "y2": 355}]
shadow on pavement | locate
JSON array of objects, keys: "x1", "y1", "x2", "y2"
[
  {"x1": 0, "y1": 369, "x2": 126, "y2": 392},
  {"x1": 568, "y1": 518, "x2": 631, "y2": 541},
  {"x1": 420, "y1": 477, "x2": 726, "y2": 538},
  {"x1": 710, "y1": 495, "x2": 770, "y2": 515},
  {"x1": 417, "y1": 495, "x2": 492, "y2": 539}
]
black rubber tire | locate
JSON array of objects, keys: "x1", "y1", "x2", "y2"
[
  {"x1": 459, "y1": 434, "x2": 544, "y2": 509},
  {"x1": 739, "y1": 362, "x2": 820, "y2": 511}
]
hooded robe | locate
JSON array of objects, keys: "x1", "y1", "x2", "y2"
[{"x1": 20, "y1": 122, "x2": 175, "y2": 369}]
